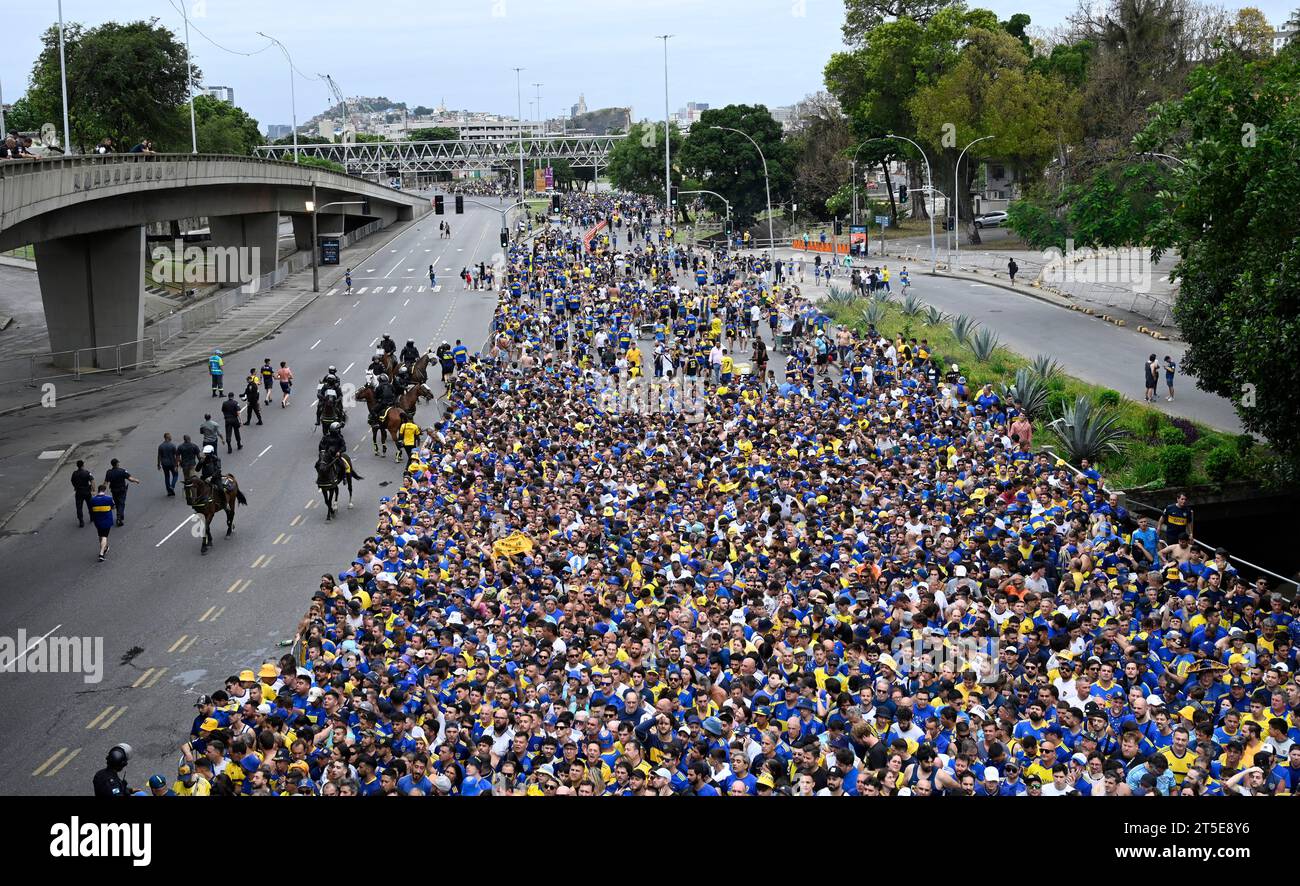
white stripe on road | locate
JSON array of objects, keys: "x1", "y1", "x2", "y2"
[
  {"x1": 357, "y1": 287, "x2": 368, "y2": 295},
  {"x1": 418, "y1": 286, "x2": 425, "y2": 293},
  {"x1": 334, "y1": 318, "x2": 342, "y2": 326},
  {"x1": 0, "y1": 624, "x2": 62, "y2": 671},
  {"x1": 404, "y1": 299, "x2": 410, "y2": 307},
  {"x1": 353, "y1": 300, "x2": 361, "y2": 308},
  {"x1": 370, "y1": 338, "x2": 379, "y2": 348},
  {"x1": 326, "y1": 288, "x2": 338, "y2": 296},
  {"x1": 388, "y1": 286, "x2": 397, "y2": 294},
  {"x1": 310, "y1": 339, "x2": 322, "y2": 350},
  {"x1": 156, "y1": 515, "x2": 197, "y2": 548},
  {"x1": 343, "y1": 362, "x2": 355, "y2": 375},
  {"x1": 389, "y1": 316, "x2": 397, "y2": 325}
]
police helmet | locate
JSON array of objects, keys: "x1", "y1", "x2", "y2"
[
  {"x1": 377, "y1": 374, "x2": 389, "y2": 383},
  {"x1": 329, "y1": 366, "x2": 337, "y2": 373},
  {"x1": 202, "y1": 445, "x2": 215, "y2": 455},
  {"x1": 106, "y1": 743, "x2": 133, "y2": 769},
  {"x1": 331, "y1": 423, "x2": 342, "y2": 432}
]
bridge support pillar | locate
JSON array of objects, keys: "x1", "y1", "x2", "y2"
[
  {"x1": 34, "y1": 226, "x2": 147, "y2": 369},
  {"x1": 209, "y1": 212, "x2": 281, "y2": 278}
]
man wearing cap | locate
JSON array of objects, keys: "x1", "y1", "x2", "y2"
[{"x1": 172, "y1": 763, "x2": 211, "y2": 797}]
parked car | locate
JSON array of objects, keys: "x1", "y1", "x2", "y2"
[{"x1": 973, "y1": 211, "x2": 1007, "y2": 229}]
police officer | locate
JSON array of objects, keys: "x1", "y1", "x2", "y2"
[
  {"x1": 198, "y1": 445, "x2": 223, "y2": 489},
  {"x1": 209, "y1": 349, "x2": 225, "y2": 397},
  {"x1": 367, "y1": 350, "x2": 388, "y2": 381},
  {"x1": 380, "y1": 333, "x2": 397, "y2": 356},
  {"x1": 221, "y1": 393, "x2": 243, "y2": 453},
  {"x1": 177, "y1": 434, "x2": 202, "y2": 482},
  {"x1": 92, "y1": 744, "x2": 132, "y2": 796},
  {"x1": 393, "y1": 365, "x2": 410, "y2": 399},
  {"x1": 400, "y1": 338, "x2": 421, "y2": 366},
  {"x1": 319, "y1": 422, "x2": 363, "y2": 480},
  {"x1": 373, "y1": 374, "x2": 396, "y2": 416},
  {"x1": 104, "y1": 458, "x2": 139, "y2": 526},
  {"x1": 71, "y1": 459, "x2": 94, "y2": 527},
  {"x1": 242, "y1": 370, "x2": 263, "y2": 426},
  {"x1": 316, "y1": 389, "x2": 342, "y2": 427},
  {"x1": 320, "y1": 366, "x2": 342, "y2": 399},
  {"x1": 157, "y1": 432, "x2": 180, "y2": 497}
]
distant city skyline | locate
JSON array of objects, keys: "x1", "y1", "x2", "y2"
[{"x1": 3, "y1": 0, "x2": 1295, "y2": 139}]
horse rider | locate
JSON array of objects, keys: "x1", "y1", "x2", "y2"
[
  {"x1": 189, "y1": 445, "x2": 223, "y2": 505},
  {"x1": 392, "y1": 365, "x2": 411, "y2": 400},
  {"x1": 371, "y1": 374, "x2": 396, "y2": 424},
  {"x1": 316, "y1": 389, "x2": 342, "y2": 427},
  {"x1": 320, "y1": 366, "x2": 342, "y2": 399},
  {"x1": 367, "y1": 350, "x2": 388, "y2": 382},
  {"x1": 400, "y1": 338, "x2": 421, "y2": 366},
  {"x1": 318, "y1": 422, "x2": 363, "y2": 480},
  {"x1": 380, "y1": 334, "x2": 397, "y2": 357}
]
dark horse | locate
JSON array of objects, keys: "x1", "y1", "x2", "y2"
[
  {"x1": 406, "y1": 351, "x2": 434, "y2": 385},
  {"x1": 355, "y1": 383, "x2": 434, "y2": 458},
  {"x1": 315, "y1": 453, "x2": 354, "y2": 520},
  {"x1": 185, "y1": 474, "x2": 248, "y2": 554}
]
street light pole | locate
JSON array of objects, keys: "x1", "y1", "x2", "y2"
[
  {"x1": 658, "y1": 35, "x2": 673, "y2": 227},
  {"x1": 307, "y1": 194, "x2": 366, "y2": 292},
  {"x1": 954, "y1": 135, "x2": 994, "y2": 268},
  {"x1": 57, "y1": 0, "x2": 72, "y2": 154},
  {"x1": 182, "y1": 4, "x2": 198, "y2": 153},
  {"x1": 711, "y1": 125, "x2": 774, "y2": 271},
  {"x1": 514, "y1": 67, "x2": 525, "y2": 206},
  {"x1": 886, "y1": 133, "x2": 935, "y2": 273},
  {"x1": 679, "y1": 189, "x2": 731, "y2": 241},
  {"x1": 259, "y1": 33, "x2": 299, "y2": 161}
]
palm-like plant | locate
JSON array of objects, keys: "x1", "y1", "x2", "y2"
[
  {"x1": 1030, "y1": 354, "x2": 1063, "y2": 381},
  {"x1": 950, "y1": 314, "x2": 976, "y2": 346},
  {"x1": 826, "y1": 284, "x2": 856, "y2": 306},
  {"x1": 969, "y1": 326, "x2": 1000, "y2": 362},
  {"x1": 860, "y1": 300, "x2": 887, "y2": 330},
  {"x1": 901, "y1": 292, "x2": 924, "y2": 318},
  {"x1": 1002, "y1": 367, "x2": 1051, "y2": 419},
  {"x1": 871, "y1": 286, "x2": 894, "y2": 305},
  {"x1": 924, "y1": 305, "x2": 945, "y2": 326},
  {"x1": 1049, "y1": 395, "x2": 1127, "y2": 463}
]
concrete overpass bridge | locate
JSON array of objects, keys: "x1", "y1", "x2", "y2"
[
  {"x1": 254, "y1": 134, "x2": 625, "y2": 177},
  {"x1": 0, "y1": 153, "x2": 429, "y2": 365}
]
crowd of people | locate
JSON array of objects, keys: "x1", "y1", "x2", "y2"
[{"x1": 166, "y1": 189, "x2": 1300, "y2": 797}]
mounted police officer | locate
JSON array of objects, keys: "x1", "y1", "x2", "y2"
[
  {"x1": 392, "y1": 365, "x2": 411, "y2": 399},
  {"x1": 371, "y1": 373, "x2": 396, "y2": 424},
  {"x1": 380, "y1": 333, "x2": 397, "y2": 356},
  {"x1": 316, "y1": 388, "x2": 343, "y2": 427},
  {"x1": 318, "y1": 422, "x2": 363, "y2": 480},
  {"x1": 400, "y1": 338, "x2": 421, "y2": 366},
  {"x1": 320, "y1": 366, "x2": 342, "y2": 399},
  {"x1": 367, "y1": 349, "x2": 388, "y2": 382}
]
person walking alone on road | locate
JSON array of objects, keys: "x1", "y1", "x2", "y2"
[
  {"x1": 1007, "y1": 258, "x2": 1019, "y2": 285},
  {"x1": 242, "y1": 371, "x2": 264, "y2": 426},
  {"x1": 176, "y1": 434, "x2": 201, "y2": 482},
  {"x1": 90, "y1": 484, "x2": 116, "y2": 560},
  {"x1": 208, "y1": 349, "x2": 224, "y2": 397},
  {"x1": 104, "y1": 458, "x2": 140, "y2": 526},
  {"x1": 221, "y1": 394, "x2": 243, "y2": 453},
  {"x1": 276, "y1": 362, "x2": 294, "y2": 408},
  {"x1": 345, "y1": 268, "x2": 353, "y2": 295},
  {"x1": 1144, "y1": 354, "x2": 1159, "y2": 403},
  {"x1": 1163, "y1": 356, "x2": 1177, "y2": 402},
  {"x1": 71, "y1": 459, "x2": 94, "y2": 528},
  {"x1": 157, "y1": 432, "x2": 180, "y2": 497}
]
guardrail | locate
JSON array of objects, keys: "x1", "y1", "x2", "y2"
[{"x1": 0, "y1": 338, "x2": 158, "y2": 388}]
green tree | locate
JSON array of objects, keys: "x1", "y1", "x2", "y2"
[
  {"x1": 407, "y1": 126, "x2": 459, "y2": 141},
  {"x1": 20, "y1": 20, "x2": 193, "y2": 152},
  {"x1": 292, "y1": 154, "x2": 345, "y2": 175},
  {"x1": 678, "y1": 105, "x2": 792, "y2": 227},
  {"x1": 785, "y1": 92, "x2": 853, "y2": 220},
  {"x1": 1138, "y1": 43, "x2": 1300, "y2": 455},
  {"x1": 606, "y1": 120, "x2": 683, "y2": 198},
  {"x1": 842, "y1": 0, "x2": 957, "y2": 44},
  {"x1": 159, "y1": 95, "x2": 262, "y2": 155}
]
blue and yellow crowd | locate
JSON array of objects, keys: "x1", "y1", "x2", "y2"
[{"x1": 170, "y1": 192, "x2": 1300, "y2": 797}]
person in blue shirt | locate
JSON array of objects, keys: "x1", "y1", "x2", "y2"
[{"x1": 90, "y1": 484, "x2": 116, "y2": 561}]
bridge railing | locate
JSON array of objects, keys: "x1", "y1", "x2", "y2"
[{"x1": 0, "y1": 338, "x2": 158, "y2": 389}]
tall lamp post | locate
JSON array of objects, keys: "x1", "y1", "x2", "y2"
[
  {"x1": 259, "y1": 32, "x2": 299, "y2": 161},
  {"x1": 306, "y1": 190, "x2": 365, "y2": 292},
  {"x1": 658, "y1": 35, "x2": 673, "y2": 225},
  {"x1": 679, "y1": 189, "x2": 732, "y2": 241},
  {"x1": 57, "y1": 0, "x2": 72, "y2": 153},
  {"x1": 712, "y1": 125, "x2": 775, "y2": 271},
  {"x1": 181, "y1": 3, "x2": 198, "y2": 153},
  {"x1": 849, "y1": 138, "x2": 885, "y2": 227},
  {"x1": 885, "y1": 133, "x2": 935, "y2": 273},
  {"x1": 513, "y1": 67, "x2": 525, "y2": 205},
  {"x1": 954, "y1": 135, "x2": 994, "y2": 267}
]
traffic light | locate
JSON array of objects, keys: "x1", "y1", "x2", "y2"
[
  {"x1": 500, "y1": 228, "x2": 509, "y2": 248},
  {"x1": 551, "y1": 194, "x2": 562, "y2": 212},
  {"x1": 669, "y1": 186, "x2": 678, "y2": 207},
  {"x1": 434, "y1": 195, "x2": 445, "y2": 215},
  {"x1": 361, "y1": 199, "x2": 372, "y2": 216},
  {"x1": 834, "y1": 218, "x2": 843, "y2": 236},
  {"x1": 455, "y1": 195, "x2": 464, "y2": 215},
  {"x1": 898, "y1": 184, "x2": 908, "y2": 205}
]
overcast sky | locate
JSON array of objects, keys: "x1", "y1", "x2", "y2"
[{"x1": 2, "y1": 0, "x2": 1294, "y2": 132}]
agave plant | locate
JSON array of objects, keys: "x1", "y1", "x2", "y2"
[
  {"x1": 950, "y1": 314, "x2": 976, "y2": 346},
  {"x1": 871, "y1": 286, "x2": 894, "y2": 305},
  {"x1": 1002, "y1": 367, "x2": 1051, "y2": 419},
  {"x1": 826, "y1": 284, "x2": 856, "y2": 306},
  {"x1": 924, "y1": 305, "x2": 945, "y2": 326},
  {"x1": 969, "y1": 326, "x2": 1000, "y2": 362},
  {"x1": 1049, "y1": 395, "x2": 1127, "y2": 463},
  {"x1": 900, "y1": 292, "x2": 924, "y2": 318},
  {"x1": 860, "y1": 300, "x2": 887, "y2": 330},
  {"x1": 1030, "y1": 354, "x2": 1063, "y2": 381}
]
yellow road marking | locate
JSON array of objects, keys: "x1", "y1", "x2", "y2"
[
  {"x1": 181, "y1": 635, "x2": 200, "y2": 653},
  {"x1": 132, "y1": 668, "x2": 155, "y2": 689},
  {"x1": 198, "y1": 605, "x2": 216, "y2": 622},
  {"x1": 168, "y1": 635, "x2": 188, "y2": 653},
  {"x1": 273, "y1": 533, "x2": 285, "y2": 545},
  {"x1": 86, "y1": 706, "x2": 114, "y2": 730},
  {"x1": 250, "y1": 554, "x2": 266, "y2": 569},
  {"x1": 99, "y1": 706, "x2": 128, "y2": 730},
  {"x1": 207, "y1": 606, "x2": 226, "y2": 622},
  {"x1": 33, "y1": 747, "x2": 70, "y2": 776},
  {"x1": 232, "y1": 579, "x2": 252, "y2": 594},
  {"x1": 290, "y1": 515, "x2": 303, "y2": 527},
  {"x1": 144, "y1": 667, "x2": 167, "y2": 688},
  {"x1": 260, "y1": 555, "x2": 275, "y2": 568},
  {"x1": 45, "y1": 747, "x2": 81, "y2": 776},
  {"x1": 225, "y1": 579, "x2": 243, "y2": 595}
]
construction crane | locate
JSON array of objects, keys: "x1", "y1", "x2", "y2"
[{"x1": 318, "y1": 73, "x2": 358, "y2": 143}]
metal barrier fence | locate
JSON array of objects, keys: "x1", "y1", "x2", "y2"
[{"x1": 0, "y1": 338, "x2": 158, "y2": 388}]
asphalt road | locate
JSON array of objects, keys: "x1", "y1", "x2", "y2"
[{"x1": 0, "y1": 202, "x2": 502, "y2": 795}]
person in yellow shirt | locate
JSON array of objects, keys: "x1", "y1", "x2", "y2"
[
  {"x1": 173, "y1": 763, "x2": 212, "y2": 796},
  {"x1": 397, "y1": 415, "x2": 421, "y2": 464}
]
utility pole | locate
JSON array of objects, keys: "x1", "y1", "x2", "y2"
[
  {"x1": 57, "y1": 0, "x2": 72, "y2": 154},
  {"x1": 514, "y1": 67, "x2": 525, "y2": 206},
  {"x1": 182, "y1": 4, "x2": 198, "y2": 153},
  {"x1": 658, "y1": 35, "x2": 673, "y2": 226}
]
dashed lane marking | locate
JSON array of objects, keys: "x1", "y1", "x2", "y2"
[
  {"x1": 34, "y1": 747, "x2": 78, "y2": 777},
  {"x1": 250, "y1": 555, "x2": 266, "y2": 569},
  {"x1": 310, "y1": 340, "x2": 322, "y2": 350},
  {"x1": 290, "y1": 514, "x2": 303, "y2": 527},
  {"x1": 167, "y1": 635, "x2": 189, "y2": 653}
]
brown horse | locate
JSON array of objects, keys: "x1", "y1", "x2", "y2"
[
  {"x1": 184, "y1": 474, "x2": 248, "y2": 554},
  {"x1": 407, "y1": 351, "x2": 434, "y2": 385},
  {"x1": 356, "y1": 385, "x2": 422, "y2": 457}
]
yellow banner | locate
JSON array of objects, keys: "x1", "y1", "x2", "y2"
[{"x1": 493, "y1": 532, "x2": 535, "y2": 558}]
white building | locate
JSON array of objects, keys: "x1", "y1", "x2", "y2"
[{"x1": 205, "y1": 85, "x2": 235, "y2": 104}]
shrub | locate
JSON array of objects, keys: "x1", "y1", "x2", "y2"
[
  {"x1": 826, "y1": 285, "x2": 856, "y2": 305},
  {"x1": 1097, "y1": 389, "x2": 1122, "y2": 408},
  {"x1": 1234, "y1": 433, "x2": 1254, "y2": 456},
  {"x1": 924, "y1": 306, "x2": 945, "y2": 326},
  {"x1": 1030, "y1": 354, "x2": 1063, "y2": 381},
  {"x1": 1142, "y1": 412, "x2": 1163, "y2": 442},
  {"x1": 1169, "y1": 416, "x2": 1200, "y2": 446},
  {"x1": 1160, "y1": 445, "x2": 1194, "y2": 486},
  {"x1": 1159, "y1": 426, "x2": 1186, "y2": 447},
  {"x1": 1049, "y1": 395, "x2": 1128, "y2": 463},
  {"x1": 1130, "y1": 459, "x2": 1164, "y2": 486},
  {"x1": 1205, "y1": 445, "x2": 1241, "y2": 485},
  {"x1": 951, "y1": 314, "x2": 976, "y2": 347},
  {"x1": 1003, "y1": 367, "x2": 1051, "y2": 420},
  {"x1": 901, "y1": 293, "x2": 925, "y2": 317},
  {"x1": 969, "y1": 327, "x2": 1000, "y2": 362}
]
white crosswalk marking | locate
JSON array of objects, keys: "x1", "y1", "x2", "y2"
[
  {"x1": 357, "y1": 287, "x2": 368, "y2": 295},
  {"x1": 388, "y1": 286, "x2": 397, "y2": 294},
  {"x1": 418, "y1": 286, "x2": 425, "y2": 293},
  {"x1": 434, "y1": 285, "x2": 442, "y2": 292},
  {"x1": 326, "y1": 288, "x2": 339, "y2": 296},
  {"x1": 403, "y1": 286, "x2": 412, "y2": 293}
]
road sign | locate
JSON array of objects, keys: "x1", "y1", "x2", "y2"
[
  {"x1": 875, "y1": 215, "x2": 890, "y2": 227},
  {"x1": 320, "y1": 238, "x2": 341, "y2": 266}
]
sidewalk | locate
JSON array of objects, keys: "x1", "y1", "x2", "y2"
[{"x1": 0, "y1": 218, "x2": 421, "y2": 416}]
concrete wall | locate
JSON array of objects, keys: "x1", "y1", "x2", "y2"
[
  {"x1": 34, "y1": 226, "x2": 146, "y2": 367},
  {"x1": 208, "y1": 212, "x2": 280, "y2": 278}
]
